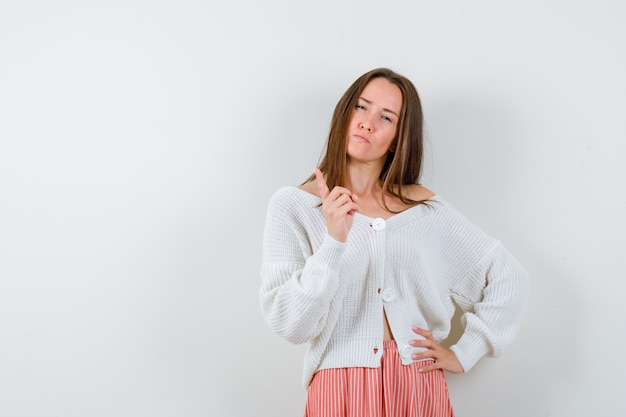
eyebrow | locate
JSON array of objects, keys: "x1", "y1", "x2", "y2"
[{"x1": 358, "y1": 97, "x2": 399, "y2": 118}]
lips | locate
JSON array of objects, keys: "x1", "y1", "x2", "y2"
[{"x1": 353, "y1": 134, "x2": 370, "y2": 143}]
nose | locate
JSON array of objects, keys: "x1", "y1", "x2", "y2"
[{"x1": 359, "y1": 117, "x2": 373, "y2": 132}]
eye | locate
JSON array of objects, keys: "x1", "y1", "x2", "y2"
[
  {"x1": 355, "y1": 104, "x2": 366, "y2": 110},
  {"x1": 381, "y1": 114, "x2": 393, "y2": 122}
]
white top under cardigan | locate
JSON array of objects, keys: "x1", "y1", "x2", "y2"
[{"x1": 260, "y1": 186, "x2": 529, "y2": 388}]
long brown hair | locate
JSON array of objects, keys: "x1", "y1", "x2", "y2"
[{"x1": 304, "y1": 67, "x2": 427, "y2": 210}]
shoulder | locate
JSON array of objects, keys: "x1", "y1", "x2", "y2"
[
  {"x1": 404, "y1": 184, "x2": 436, "y2": 201},
  {"x1": 417, "y1": 195, "x2": 498, "y2": 255},
  {"x1": 267, "y1": 185, "x2": 320, "y2": 214},
  {"x1": 264, "y1": 186, "x2": 324, "y2": 240},
  {"x1": 298, "y1": 181, "x2": 320, "y2": 197},
  {"x1": 384, "y1": 184, "x2": 436, "y2": 213}
]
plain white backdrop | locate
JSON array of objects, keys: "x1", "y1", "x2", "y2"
[{"x1": 1, "y1": 1, "x2": 624, "y2": 416}]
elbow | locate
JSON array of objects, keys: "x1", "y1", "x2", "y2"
[
  {"x1": 260, "y1": 298, "x2": 320, "y2": 345},
  {"x1": 271, "y1": 322, "x2": 314, "y2": 345},
  {"x1": 264, "y1": 311, "x2": 319, "y2": 344}
]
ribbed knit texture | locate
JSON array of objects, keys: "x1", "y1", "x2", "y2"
[{"x1": 260, "y1": 186, "x2": 529, "y2": 388}]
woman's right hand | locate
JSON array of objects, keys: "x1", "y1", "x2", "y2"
[{"x1": 315, "y1": 168, "x2": 360, "y2": 243}]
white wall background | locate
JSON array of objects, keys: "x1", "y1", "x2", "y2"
[{"x1": 1, "y1": 1, "x2": 624, "y2": 416}]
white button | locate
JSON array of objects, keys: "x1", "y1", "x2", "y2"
[
  {"x1": 400, "y1": 345, "x2": 413, "y2": 359},
  {"x1": 371, "y1": 218, "x2": 386, "y2": 231},
  {"x1": 381, "y1": 288, "x2": 396, "y2": 302}
]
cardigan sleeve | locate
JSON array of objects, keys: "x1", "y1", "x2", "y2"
[
  {"x1": 449, "y1": 241, "x2": 529, "y2": 372},
  {"x1": 259, "y1": 189, "x2": 345, "y2": 344}
]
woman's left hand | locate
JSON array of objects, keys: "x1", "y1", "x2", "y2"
[{"x1": 410, "y1": 327, "x2": 464, "y2": 374}]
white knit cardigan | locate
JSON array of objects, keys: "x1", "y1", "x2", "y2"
[{"x1": 260, "y1": 186, "x2": 529, "y2": 388}]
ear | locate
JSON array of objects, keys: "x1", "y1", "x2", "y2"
[{"x1": 388, "y1": 141, "x2": 396, "y2": 153}]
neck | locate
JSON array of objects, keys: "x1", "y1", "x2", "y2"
[{"x1": 346, "y1": 162, "x2": 384, "y2": 197}]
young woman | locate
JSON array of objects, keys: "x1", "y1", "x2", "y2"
[{"x1": 260, "y1": 68, "x2": 529, "y2": 417}]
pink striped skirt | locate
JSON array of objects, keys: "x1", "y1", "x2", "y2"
[{"x1": 304, "y1": 340, "x2": 455, "y2": 417}]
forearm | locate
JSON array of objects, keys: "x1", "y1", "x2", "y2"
[
  {"x1": 260, "y1": 234, "x2": 345, "y2": 344},
  {"x1": 450, "y1": 243, "x2": 529, "y2": 371}
]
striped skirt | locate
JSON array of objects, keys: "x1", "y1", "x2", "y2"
[{"x1": 304, "y1": 340, "x2": 455, "y2": 417}]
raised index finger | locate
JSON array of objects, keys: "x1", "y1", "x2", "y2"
[{"x1": 314, "y1": 168, "x2": 330, "y2": 199}]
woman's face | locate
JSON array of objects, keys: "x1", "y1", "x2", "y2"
[{"x1": 346, "y1": 77, "x2": 403, "y2": 167}]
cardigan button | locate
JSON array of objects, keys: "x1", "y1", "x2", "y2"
[
  {"x1": 371, "y1": 218, "x2": 386, "y2": 231},
  {"x1": 381, "y1": 288, "x2": 396, "y2": 302},
  {"x1": 400, "y1": 345, "x2": 413, "y2": 359}
]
